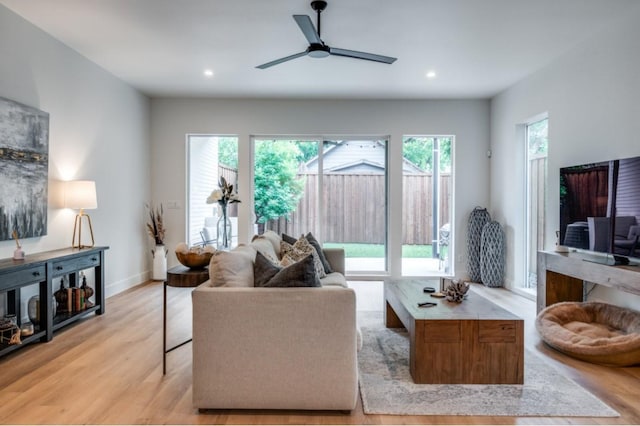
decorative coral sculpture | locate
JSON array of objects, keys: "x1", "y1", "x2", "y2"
[{"x1": 445, "y1": 280, "x2": 470, "y2": 303}]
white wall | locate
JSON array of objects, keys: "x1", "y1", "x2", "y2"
[
  {"x1": 490, "y1": 9, "x2": 640, "y2": 308},
  {"x1": 150, "y1": 98, "x2": 490, "y2": 278},
  {"x1": 0, "y1": 5, "x2": 151, "y2": 300}
]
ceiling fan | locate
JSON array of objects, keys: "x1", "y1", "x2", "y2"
[{"x1": 256, "y1": 0, "x2": 397, "y2": 69}]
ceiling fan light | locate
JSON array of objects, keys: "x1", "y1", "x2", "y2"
[
  {"x1": 308, "y1": 44, "x2": 330, "y2": 58},
  {"x1": 308, "y1": 49, "x2": 330, "y2": 58}
]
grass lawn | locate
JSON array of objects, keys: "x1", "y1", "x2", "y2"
[{"x1": 324, "y1": 243, "x2": 448, "y2": 258}]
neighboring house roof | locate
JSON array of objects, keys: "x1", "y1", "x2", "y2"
[
  {"x1": 304, "y1": 140, "x2": 425, "y2": 174},
  {"x1": 326, "y1": 159, "x2": 386, "y2": 174}
]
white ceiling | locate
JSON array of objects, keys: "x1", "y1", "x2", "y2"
[{"x1": 2, "y1": 0, "x2": 639, "y2": 99}]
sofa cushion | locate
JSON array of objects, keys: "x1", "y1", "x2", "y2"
[
  {"x1": 254, "y1": 251, "x2": 321, "y2": 288},
  {"x1": 250, "y1": 235, "x2": 279, "y2": 264},
  {"x1": 281, "y1": 237, "x2": 326, "y2": 278},
  {"x1": 209, "y1": 244, "x2": 256, "y2": 287},
  {"x1": 305, "y1": 232, "x2": 334, "y2": 274},
  {"x1": 260, "y1": 230, "x2": 282, "y2": 259},
  {"x1": 319, "y1": 272, "x2": 348, "y2": 288}
]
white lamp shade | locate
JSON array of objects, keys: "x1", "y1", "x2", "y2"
[{"x1": 65, "y1": 180, "x2": 97, "y2": 210}]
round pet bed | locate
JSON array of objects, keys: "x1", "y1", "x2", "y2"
[{"x1": 536, "y1": 301, "x2": 640, "y2": 367}]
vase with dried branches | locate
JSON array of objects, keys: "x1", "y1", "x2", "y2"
[{"x1": 146, "y1": 203, "x2": 167, "y2": 280}]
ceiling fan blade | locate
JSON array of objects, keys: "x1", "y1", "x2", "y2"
[
  {"x1": 293, "y1": 15, "x2": 322, "y2": 45},
  {"x1": 256, "y1": 51, "x2": 308, "y2": 69},
  {"x1": 329, "y1": 47, "x2": 397, "y2": 64}
]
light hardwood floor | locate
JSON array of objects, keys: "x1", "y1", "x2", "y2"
[{"x1": 1, "y1": 280, "x2": 640, "y2": 425}]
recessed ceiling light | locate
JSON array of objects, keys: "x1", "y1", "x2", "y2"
[
  {"x1": 203, "y1": 69, "x2": 214, "y2": 78},
  {"x1": 425, "y1": 70, "x2": 437, "y2": 79}
]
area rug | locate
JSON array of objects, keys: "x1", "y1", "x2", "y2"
[{"x1": 357, "y1": 311, "x2": 619, "y2": 417}]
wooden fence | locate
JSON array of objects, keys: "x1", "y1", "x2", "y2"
[
  {"x1": 402, "y1": 174, "x2": 451, "y2": 245},
  {"x1": 220, "y1": 166, "x2": 451, "y2": 245},
  {"x1": 265, "y1": 173, "x2": 451, "y2": 245}
]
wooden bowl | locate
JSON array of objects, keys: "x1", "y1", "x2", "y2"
[{"x1": 175, "y1": 251, "x2": 213, "y2": 269}]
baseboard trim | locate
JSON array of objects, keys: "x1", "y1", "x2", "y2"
[{"x1": 106, "y1": 271, "x2": 150, "y2": 298}]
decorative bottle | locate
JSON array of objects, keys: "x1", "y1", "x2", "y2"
[
  {"x1": 81, "y1": 273, "x2": 95, "y2": 308},
  {"x1": 54, "y1": 278, "x2": 68, "y2": 314},
  {"x1": 217, "y1": 203, "x2": 232, "y2": 250}
]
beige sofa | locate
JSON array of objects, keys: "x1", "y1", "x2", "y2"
[{"x1": 192, "y1": 235, "x2": 358, "y2": 411}]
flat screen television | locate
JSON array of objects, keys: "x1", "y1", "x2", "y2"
[{"x1": 559, "y1": 155, "x2": 640, "y2": 264}]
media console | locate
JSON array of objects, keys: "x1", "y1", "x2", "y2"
[{"x1": 537, "y1": 250, "x2": 640, "y2": 313}]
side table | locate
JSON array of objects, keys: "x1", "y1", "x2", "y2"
[{"x1": 163, "y1": 265, "x2": 209, "y2": 375}]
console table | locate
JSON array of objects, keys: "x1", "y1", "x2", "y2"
[
  {"x1": 536, "y1": 250, "x2": 640, "y2": 313},
  {"x1": 0, "y1": 246, "x2": 108, "y2": 357}
]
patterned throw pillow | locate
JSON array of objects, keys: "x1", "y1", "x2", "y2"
[
  {"x1": 280, "y1": 236, "x2": 326, "y2": 278},
  {"x1": 283, "y1": 232, "x2": 333, "y2": 274}
]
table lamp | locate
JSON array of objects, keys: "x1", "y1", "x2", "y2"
[{"x1": 65, "y1": 180, "x2": 97, "y2": 248}]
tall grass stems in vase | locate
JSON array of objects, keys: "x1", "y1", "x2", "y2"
[{"x1": 146, "y1": 203, "x2": 167, "y2": 280}]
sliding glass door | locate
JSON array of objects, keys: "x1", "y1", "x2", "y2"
[
  {"x1": 253, "y1": 138, "x2": 321, "y2": 237},
  {"x1": 321, "y1": 139, "x2": 388, "y2": 274},
  {"x1": 252, "y1": 137, "x2": 389, "y2": 275}
]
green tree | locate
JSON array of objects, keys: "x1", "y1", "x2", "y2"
[
  {"x1": 528, "y1": 119, "x2": 548, "y2": 156},
  {"x1": 254, "y1": 141, "x2": 306, "y2": 223},
  {"x1": 403, "y1": 137, "x2": 452, "y2": 172},
  {"x1": 218, "y1": 137, "x2": 238, "y2": 168},
  {"x1": 438, "y1": 138, "x2": 452, "y2": 172},
  {"x1": 403, "y1": 137, "x2": 433, "y2": 171},
  {"x1": 295, "y1": 141, "x2": 319, "y2": 163}
]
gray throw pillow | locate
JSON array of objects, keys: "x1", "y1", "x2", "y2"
[
  {"x1": 253, "y1": 251, "x2": 321, "y2": 288},
  {"x1": 305, "y1": 232, "x2": 334, "y2": 274},
  {"x1": 282, "y1": 233, "x2": 297, "y2": 245}
]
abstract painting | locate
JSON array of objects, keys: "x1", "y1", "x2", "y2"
[{"x1": 0, "y1": 97, "x2": 49, "y2": 241}]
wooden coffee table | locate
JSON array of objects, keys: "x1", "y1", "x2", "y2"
[{"x1": 384, "y1": 279, "x2": 524, "y2": 384}]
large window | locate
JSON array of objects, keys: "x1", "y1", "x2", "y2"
[
  {"x1": 186, "y1": 135, "x2": 238, "y2": 247},
  {"x1": 402, "y1": 136, "x2": 453, "y2": 276},
  {"x1": 186, "y1": 133, "x2": 456, "y2": 279},
  {"x1": 524, "y1": 118, "x2": 548, "y2": 293}
]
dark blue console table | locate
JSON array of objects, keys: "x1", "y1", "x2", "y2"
[{"x1": 0, "y1": 246, "x2": 108, "y2": 357}]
